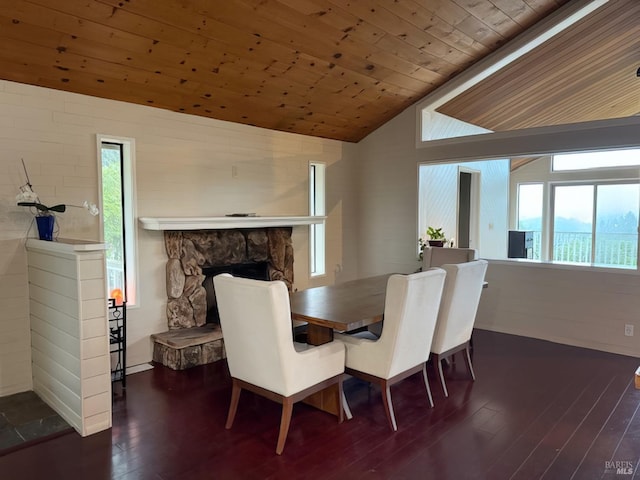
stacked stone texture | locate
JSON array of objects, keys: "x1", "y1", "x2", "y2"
[{"x1": 164, "y1": 228, "x2": 294, "y2": 329}]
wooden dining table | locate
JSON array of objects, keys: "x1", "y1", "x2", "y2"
[
  {"x1": 290, "y1": 274, "x2": 391, "y2": 346},
  {"x1": 288, "y1": 272, "x2": 487, "y2": 416},
  {"x1": 290, "y1": 273, "x2": 487, "y2": 347},
  {"x1": 289, "y1": 274, "x2": 392, "y2": 416}
]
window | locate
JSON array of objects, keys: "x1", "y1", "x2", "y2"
[
  {"x1": 553, "y1": 148, "x2": 640, "y2": 171},
  {"x1": 516, "y1": 183, "x2": 543, "y2": 260},
  {"x1": 418, "y1": 159, "x2": 510, "y2": 261},
  {"x1": 98, "y1": 135, "x2": 138, "y2": 306},
  {"x1": 551, "y1": 183, "x2": 639, "y2": 268},
  {"x1": 513, "y1": 147, "x2": 640, "y2": 269},
  {"x1": 515, "y1": 150, "x2": 640, "y2": 270},
  {"x1": 552, "y1": 185, "x2": 594, "y2": 264},
  {"x1": 309, "y1": 162, "x2": 325, "y2": 276}
]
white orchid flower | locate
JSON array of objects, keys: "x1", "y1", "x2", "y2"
[{"x1": 83, "y1": 201, "x2": 100, "y2": 216}]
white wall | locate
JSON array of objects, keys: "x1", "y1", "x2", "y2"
[
  {"x1": 421, "y1": 111, "x2": 491, "y2": 141},
  {"x1": 357, "y1": 108, "x2": 509, "y2": 275},
  {"x1": 418, "y1": 160, "x2": 509, "y2": 259},
  {"x1": 359, "y1": 102, "x2": 640, "y2": 359},
  {"x1": 357, "y1": 108, "x2": 424, "y2": 276},
  {"x1": 0, "y1": 79, "x2": 359, "y2": 395}
]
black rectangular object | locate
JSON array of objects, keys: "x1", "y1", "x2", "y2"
[{"x1": 508, "y1": 231, "x2": 533, "y2": 258}]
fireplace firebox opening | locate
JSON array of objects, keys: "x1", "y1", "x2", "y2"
[{"x1": 201, "y1": 262, "x2": 269, "y2": 323}]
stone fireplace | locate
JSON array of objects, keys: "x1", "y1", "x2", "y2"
[
  {"x1": 152, "y1": 226, "x2": 294, "y2": 369},
  {"x1": 165, "y1": 227, "x2": 294, "y2": 328},
  {"x1": 142, "y1": 215, "x2": 323, "y2": 370}
]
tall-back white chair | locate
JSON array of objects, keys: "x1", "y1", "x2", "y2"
[
  {"x1": 431, "y1": 259, "x2": 488, "y2": 397},
  {"x1": 422, "y1": 246, "x2": 477, "y2": 270},
  {"x1": 213, "y1": 274, "x2": 346, "y2": 455},
  {"x1": 367, "y1": 247, "x2": 474, "y2": 340},
  {"x1": 334, "y1": 269, "x2": 446, "y2": 431}
]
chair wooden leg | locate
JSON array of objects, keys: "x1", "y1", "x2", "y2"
[
  {"x1": 381, "y1": 382, "x2": 398, "y2": 431},
  {"x1": 276, "y1": 397, "x2": 294, "y2": 455},
  {"x1": 422, "y1": 363, "x2": 434, "y2": 408},
  {"x1": 225, "y1": 379, "x2": 242, "y2": 429},
  {"x1": 337, "y1": 378, "x2": 346, "y2": 423},
  {"x1": 436, "y1": 355, "x2": 449, "y2": 397},
  {"x1": 463, "y1": 344, "x2": 476, "y2": 381}
]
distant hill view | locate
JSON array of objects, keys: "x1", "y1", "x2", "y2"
[{"x1": 519, "y1": 212, "x2": 638, "y2": 234}]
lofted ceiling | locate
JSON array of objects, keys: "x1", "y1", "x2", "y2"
[
  {"x1": 2, "y1": 1, "x2": 636, "y2": 145},
  {"x1": 438, "y1": 0, "x2": 640, "y2": 133}
]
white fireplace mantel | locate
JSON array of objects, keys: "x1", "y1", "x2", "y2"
[{"x1": 139, "y1": 215, "x2": 325, "y2": 231}]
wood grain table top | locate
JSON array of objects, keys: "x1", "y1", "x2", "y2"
[{"x1": 290, "y1": 274, "x2": 391, "y2": 332}]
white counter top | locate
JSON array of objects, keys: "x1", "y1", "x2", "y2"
[{"x1": 25, "y1": 238, "x2": 107, "y2": 253}]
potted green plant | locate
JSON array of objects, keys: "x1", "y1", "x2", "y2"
[
  {"x1": 426, "y1": 226, "x2": 446, "y2": 247},
  {"x1": 418, "y1": 227, "x2": 447, "y2": 260}
]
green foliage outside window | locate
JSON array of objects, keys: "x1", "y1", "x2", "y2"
[{"x1": 101, "y1": 148, "x2": 124, "y2": 263}]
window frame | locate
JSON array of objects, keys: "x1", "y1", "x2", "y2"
[
  {"x1": 517, "y1": 176, "x2": 640, "y2": 270},
  {"x1": 552, "y1": 149, "x2": 640, "y2": 172},
  {"x1": 516, "y1": 182, "x2": 544, "y2": 260},
  {"x1": 543, "y1": 181, "x2": 640, "y2": 271},
  {"x1": 309, "y1": 162, "x2": 326, "y2": 277},
  {"x1": 96, "y1": 134, "x2": 139, "y2": 307}
]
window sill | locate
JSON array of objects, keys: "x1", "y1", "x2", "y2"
[{"x1": 486, "y1": 257, "x2": 639, "y2": 275}]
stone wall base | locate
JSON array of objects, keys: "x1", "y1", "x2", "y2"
[{"x1": 151, "y1": 324, "x2": 226, "y2": 370}]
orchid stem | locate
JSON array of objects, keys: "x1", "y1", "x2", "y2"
[{"x1": 21, "y1": 158, "x2": 33, "y2": 190}]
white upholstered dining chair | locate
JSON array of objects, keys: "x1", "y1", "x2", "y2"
[
  {"x1": 422, "y1": 246, "x2": 477, "y2": 269},
  {"x1": 334, "y1": 269, "x2": 446, "y2": 431},
  {"x1": 366, "y1": 247, "x2": 475, "y2": 340},
  {"x1": 213, "y1": 273, "x2": 346, "y2": 455},
  {"x1": 430, "y1": 259, "x2": 488, "y2": 397}
]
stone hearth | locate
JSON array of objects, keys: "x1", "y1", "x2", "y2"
[
  {"x1": 151, "y1": 324, "x2": 225, "y2": 370},
  {"x1": 153, "y1": 227, "x2": 294, "y2": 370}
]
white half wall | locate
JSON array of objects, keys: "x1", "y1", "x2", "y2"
[
  {"x1": 26, "y1": 239, "x2": 111, "y2": 436},
  {"x1": 477, "y1": 261, "x2": 640, "y2": 357}
]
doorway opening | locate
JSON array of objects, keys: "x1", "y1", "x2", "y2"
[{"x1": 457, "y1": 168, "x2": 480, "y2": 249}]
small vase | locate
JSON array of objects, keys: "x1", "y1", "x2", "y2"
[
  {"x1": 428, "y1": 240, "x2": 445, "y2": 247},
  {"x1": 35, "y1": 215, "x2": 55, "y2": 241}
]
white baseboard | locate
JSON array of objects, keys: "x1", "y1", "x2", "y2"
[{"x1": 126, "y1": 363, "x2": 154, "y2": 375}]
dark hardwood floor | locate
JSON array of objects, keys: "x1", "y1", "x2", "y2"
[{"x1": 1, "y1": 330, "x2": 639, "y2": 479}]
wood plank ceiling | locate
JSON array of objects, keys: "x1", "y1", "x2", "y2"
[
  {"x1": 5, "y1": 0, "x2": 632, "y2": 144},
  {"x1": 438, "y1": 0, "x2": 640, "y2": 133}
]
